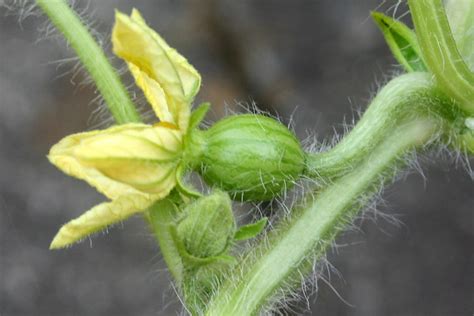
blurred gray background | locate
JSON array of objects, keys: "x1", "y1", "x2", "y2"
[{"x1": 0, "y1": 1, "x2": 472, "y2": 315}]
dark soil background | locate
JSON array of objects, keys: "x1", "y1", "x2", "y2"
[{"x1": 0, "y1": 1, "x2": 472, "y2": 315}]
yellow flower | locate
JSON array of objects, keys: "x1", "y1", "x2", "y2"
[{"x1": 48, "y1": 9, "x2": 201, "y2": 249}]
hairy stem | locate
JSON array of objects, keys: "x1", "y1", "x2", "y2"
[
  {"x1": 36, "y1": 0, "x2": 141, "y2": 124},
  {"x1": 146, "y1": 199, "x2": 184, "y2": 284},
  {"x1": 305, "y1": 73, "x2": 456, "y2": 179},
  {"x1": 204, "y1": 73, "x2": 453, "y2": 315}
]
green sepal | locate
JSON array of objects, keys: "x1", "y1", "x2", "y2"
[
  {"x1": 234, "y1": 217, "x2": 268, "y2": 241},
  {"x1": 175, "y1": 164, "x2": 203, "y2": 199},
  {"x1": 371, "y1": 12, "x2": 426, "y2": 72},
  {"x1": 189, "y1": 102, "x2": 211, "y2": 131}
]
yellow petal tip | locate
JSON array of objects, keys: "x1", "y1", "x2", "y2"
[
  {"x1": 49, "y1": 232, "x2": 68, "y2": 250},
  {"x1": 114, "y1": 9, "x2": 126, "y2": 19},
  {"x1": 131, "y1": 8, "x2": 143, "y2": 20},
  {"x1": 49, "y1": 224, "x2": 80, "y2": 250}
]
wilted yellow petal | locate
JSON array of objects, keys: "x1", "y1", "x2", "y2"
[
  {"x1": 48, "y1": 123, "x2": 182, "y2": 198},
  {"x1": 50, "y1": 194, "x2": 157, "y2": 249},
  {"x1": 112, "y1": 9, "x2": 201, "y2": 132}
]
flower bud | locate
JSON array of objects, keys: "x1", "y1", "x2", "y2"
[
  {"x1": 198, "y1": 114, "x2": 305, "y2": 201},
  {"x1": 177, "y1": 191, "x2": 235, "y2": 258}
]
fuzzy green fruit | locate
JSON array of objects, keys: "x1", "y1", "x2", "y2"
[{"x1": 197, "y1": 114, "x2": 305, "y2": 201}]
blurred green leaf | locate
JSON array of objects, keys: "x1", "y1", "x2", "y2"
[{"x1": 371, "y1": 11, "x2": 426, "y2": 72}]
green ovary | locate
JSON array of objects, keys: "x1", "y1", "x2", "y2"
[{"x1": 197, "y1": 114, "x2": 305, "y2": 201}]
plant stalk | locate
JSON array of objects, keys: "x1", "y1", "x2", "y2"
[
  {"x1": 304, "y1": 73, "x2": 456, "y2": 179},
  {"x1": 146, "y1": 199, "x2": 184, "y2": 284},
  {"x1": 36, "y1": 0, "x2": 141, "y2": 124}
]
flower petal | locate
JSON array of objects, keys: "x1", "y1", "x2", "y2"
[
  {"x1": 127, "y1": 62, "x2": 174, "y2": 123},
  {"x1": 48, "y1": 123, "x2": 182, "y2": 198},
  {"x1": 112, "y1": 9, "x2": 201, "y2": 132},
  {"x1": 49, "y1": 194, "x2": 157, "y2": 249}
]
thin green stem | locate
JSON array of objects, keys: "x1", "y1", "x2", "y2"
[
  {"x1": 36, "y1": 0, "x2": 141, "y2": 124},
  {"x1": 204, "y1": 73, "x2": 452, "y2": 316},
  {"x1": 408, "y1": 0, "x2": 474, "y2": 114},
  {"x1": 146, "y1": 199, "x2": 184, "y2": 284}
]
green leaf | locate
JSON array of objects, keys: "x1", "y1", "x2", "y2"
[
  {"x1": 408, "y1": 0, "x2": 474, "y2": 114},
  {"x1": 371, "y1": 12, "x2": 426, "y2": 72},
  {"x1": 234, "y1": 217, "x2": 268, "y2": 241},
  {"x1": 189, "y1": 102, "x2": 211, "y2": 131}
]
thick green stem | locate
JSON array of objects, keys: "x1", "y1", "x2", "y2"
[
  {"x1": 204, "y1": 73, "x2": 452, "y2": 316},
  {"x1": 36, "y1": 0, "x2": 141, "y2": 124},
  {"x1": 305, "y1": 72, "x2": 456, "y2": 179}
]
